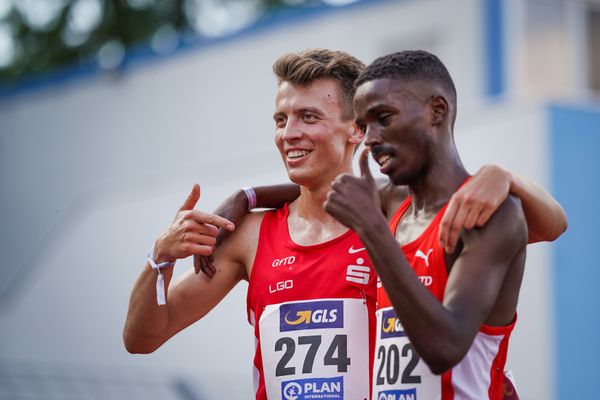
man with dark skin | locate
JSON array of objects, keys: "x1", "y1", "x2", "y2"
[{"x1": 324, "y1": 51, "x2": 531, "y2": 399}]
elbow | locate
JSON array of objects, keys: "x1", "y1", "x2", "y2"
[
  {"x1": 428, "y1": 358, "x2": 457, "y2": 375},
  {"x1": 541, "y1": 209, "x2": 569, "y2": 243},
  {"x1": 554, "y1": 209, "x2": 568, "y2": 240},
  {"x1": 529, "y1": 208, "x2": 568, "y2": 243},
  {"x1": 123, "y1": 331, "x2": 160, "y2": 355},
  {"x1": 421, "y1": 343, "x2": 467, "y2": 375}
]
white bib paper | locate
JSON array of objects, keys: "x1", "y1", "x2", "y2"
[
  {"x1": 373, "y1": 307, "x2": 441, "y2": 400},
  {"x1": 259, "y1": 298, "x2": 370, "y2": 400}
]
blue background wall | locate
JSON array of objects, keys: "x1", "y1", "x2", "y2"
[{"x1": 551, "y1": 104, "x2": 600, "y2": 399}]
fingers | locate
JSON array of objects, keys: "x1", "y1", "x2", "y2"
[
  {"x1": 440, "y1": 192, "x2": 492, "y2": 252},
  {"x1": 201, "y1": 255, "x2": 216, "y2": 278},
  {"x1": 359, "y1": 148, "x2": 374, "y2": 183},
  {"x1": 439, "y1": 197, "x2": 458, "y2": 251},
  {"x1": 181, "y1": 232, "x2": 217, "y2": 247},
  {"x1": 178, "y1": 185, "x2": 236, "y2": 231},
  {"x1": 463, "y1": 207, "x2": 481, "y2": 230},
  {"x1": 443, "y1": 203, "x2": 468, "y2": 253},
  {"x1": 179, "y1": 184, "x2": 201, "y2": 212},
  {"x1": 180, "y1": 218, "x2": 219, "y2": 237},
  {"x1": 183, "y1": 243, "x2": 214, "y2": 257},
  {"x1": 440, "y1": 193, "x2": 477, "y2": 253},
  {"x1": 186, "y1": 210, "x2": 235, "y2": 231},
  {"x1": 476, "y1": 207, "x2": 495, "y2": 227},
  {"x1": 194, "y1": 254, "x2": 216, "y2": 278},
  {"x1": 194, "y1": 254, "x2": 201, "y2": 274}
]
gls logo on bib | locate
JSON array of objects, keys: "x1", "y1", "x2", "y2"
[
  {"x1": 380, "y1": 308, "x2": 407, "y2": 339},
  {"x1": 280, "y1": 300, "x2": 344, "y2": 332}
]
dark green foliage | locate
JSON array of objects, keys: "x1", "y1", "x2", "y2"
[{"x1": 0, "y1": 0, "x2": 320, "y2": 84}]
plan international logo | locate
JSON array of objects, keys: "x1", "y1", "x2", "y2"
[
  {"x1": 280, "y1": 300, "x2": 344, "y2": 332},
  {"x1": 378, "y1": 388, "x2": 417, "y2": 400},
  {"x1": 282, "y1": 376, "x2": 343, "y2": 400}
]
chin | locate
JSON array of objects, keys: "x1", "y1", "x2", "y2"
[
  {"x1": 388, "y1": 169, "x2": 417, "y2": 186},
  {"x1": 287, "y1": 170, "x2": 312, "y2": 186}
]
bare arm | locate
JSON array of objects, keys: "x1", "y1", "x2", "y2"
[
  {"x1": 352, "y1": 199, "x2": 525, "y2": 373},
  {"x1": 196, "y1": 180, "x2": 393, "y2": 276},
  {"x1": 324, "y1": 150, "x2": 527, "y2": 373},
  {"x1": 439, "y1": 164, "x2": 568, "y2": 252},
  {"x1": 508, "y1": 169, "x2": 568, "y2": 243},
  {"x1": 194, "y1": 184, "x2": 300, "y2": 277},
  {"x1": 123, "y1": 184, "x2": 245, "y2": 354}
]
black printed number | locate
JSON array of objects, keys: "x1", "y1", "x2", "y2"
[
  {"x1": 299, "y1": 335, "x2": 321, "y2": 373},
  {"x1": 376, "y1": 343, "x2": 421, "y2": 385},
  {"x1": 275, "y1": 337, "x2": 296, "y2": 376},
  {"x1": 323, "y1": 334, "x2": 350, "y2": 372},
  {"x1": 275, "y1": 334, "x2": 350, "y2": 377}
]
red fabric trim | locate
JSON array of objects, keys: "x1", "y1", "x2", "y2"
[
  {"x1": 389, "y1": 195, "x2": 412, "y2": 234},
  {"x1": 480, "y1": 313, "x2": 517, "y2": 336},
  {"x1": 246, "y1": 209, "x2": 271, "y2": 325},
  {"x1": 442, "y1": 369, "x2": 455, "y2": 399},
  {"x1": 488, "y1": 330, "x2": 513, "y2": 400}
]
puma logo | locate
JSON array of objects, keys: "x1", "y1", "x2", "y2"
[{"x1": 415, "y1": 249, "x2": 433, "y2": 267}]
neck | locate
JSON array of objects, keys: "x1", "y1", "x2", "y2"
[
  {"x1": 287, "y1": 178, "x2": 351, "y2": 246},
  {"x1": 292, "y1": 182, "x2": 341, "y2": 224},
  {"x1": 408, "y1": 139, "x2": 469, "y2": 213}
]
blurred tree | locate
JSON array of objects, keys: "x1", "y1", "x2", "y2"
[{"x1": 0, "y1": 0, "x2": 328, "y2": 84}]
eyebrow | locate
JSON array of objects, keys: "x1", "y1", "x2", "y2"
[
  {"x1": 366, "y1": 103, "x2": 390, "y2": 115},
  {"x1": 298, "y1": 107, "x2": 325, "y2": 115},
  {"x1": 273, "y1": 107, "x2": 326, "y2": 120}
]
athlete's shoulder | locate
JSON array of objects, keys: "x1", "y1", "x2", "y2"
[
  {"x1": 462, "y1": 194, "x2": 527, "y2": 254},
  {"x1": 233, "y1": 210, "x2": 269, "y2": 240}
]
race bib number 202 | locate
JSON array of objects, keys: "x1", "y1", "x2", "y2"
[
  {"x1": 260, "y1": 299, "x2": 369, "y2": 400},
  {"x1": 374, "y1": 307, "x2": 441, "y2": 400}
]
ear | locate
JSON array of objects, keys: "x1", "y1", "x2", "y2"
[
  {"x1": 348, "y1": 122, "x2": 365, "y2": 145},
  {"x1": 430, "y1": 95, "x2": 449, "y2": 126}
]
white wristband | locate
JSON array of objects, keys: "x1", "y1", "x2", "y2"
[
  {"x1": 147, "y1": 247, "x2": 175, "y2": 306},
  {"x1": 241, "y1": 187, "x2": 257, "y2": 211}
]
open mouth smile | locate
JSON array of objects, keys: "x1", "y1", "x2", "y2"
[{"x1": 287, "y1": 149, "x2": 311, "y2": 159}]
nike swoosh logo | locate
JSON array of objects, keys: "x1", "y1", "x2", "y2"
[{"x1": 348, "y1": 246, "x2": 366, "y2": 254}]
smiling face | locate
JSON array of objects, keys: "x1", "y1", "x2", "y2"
[
  {"x1": 274, "y1": 79, "x2": 362, "y2": 188},
  {"x1": 353, "y1": 78, "x2": 434, "y2": 186}
]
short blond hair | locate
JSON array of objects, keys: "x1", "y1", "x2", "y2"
[{"x1": 273, "y1": 49, "x2": 365, "y2": 120}]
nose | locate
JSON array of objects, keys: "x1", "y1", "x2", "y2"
[
  {"x1": 363, "y1": 125, "x2": 381, "y2": 148},
  {"x1": 281, "y1": 118, "x2": 303, "y2": 141}
]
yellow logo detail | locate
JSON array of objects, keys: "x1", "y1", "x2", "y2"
[
  {"x1": 382, "y1": 317, "x2": 397, "y2": 333},
  {"x1": 285, "y1": 310, "x2": 312, "y2": 325}
]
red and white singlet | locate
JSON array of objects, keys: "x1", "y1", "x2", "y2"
[
  {"x1": 373, "y1": 196, "x2": 516, "y2": 400},
  {"x1": 247, "y1": 204, "x2": 377, "y2": 400}
]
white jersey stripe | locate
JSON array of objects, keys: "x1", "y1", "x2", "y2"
[{"x1": 451, "y1": 331, "x2": 503, "y2": 399}]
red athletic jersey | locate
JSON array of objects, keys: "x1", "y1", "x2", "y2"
[
  {"x1": 247, "y1": 204, "x2": 377, "y2": 400},
  {"x1": 374, "y1": 196, "x2": 516, "y2": 400}
]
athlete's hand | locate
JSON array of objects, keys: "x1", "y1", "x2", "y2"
[
  {"x1": 154, "y1": 184, "x2": 235, "y2": 266},
  {"x1": 439, "y1": 164, "x2": 510, "y2": 253},
  {"x1": 194, "y1": 189, "x2": 248, "y2": 277},
  {"x1": 325, "y1": 148, "x2": 383, "y2": 230}
]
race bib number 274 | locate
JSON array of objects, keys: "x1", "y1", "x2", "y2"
[{"x1": 260, "y1": 299, "x2": 370, "y2": 400}]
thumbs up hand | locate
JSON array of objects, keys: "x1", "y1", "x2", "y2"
[
  {"x1": 324, "y1": 148, "x2": 383, "y2": 231},
  {"x1": 153, "y1": 184, "x2": 235, "y2": 266}
]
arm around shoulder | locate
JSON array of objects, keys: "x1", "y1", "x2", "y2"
[
  {"x1": 506, "y1": 169, "x2": 568, "y2": 243},
  {"x1": 426, "y1": 195, "x2": 527, "y2": 373}
]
